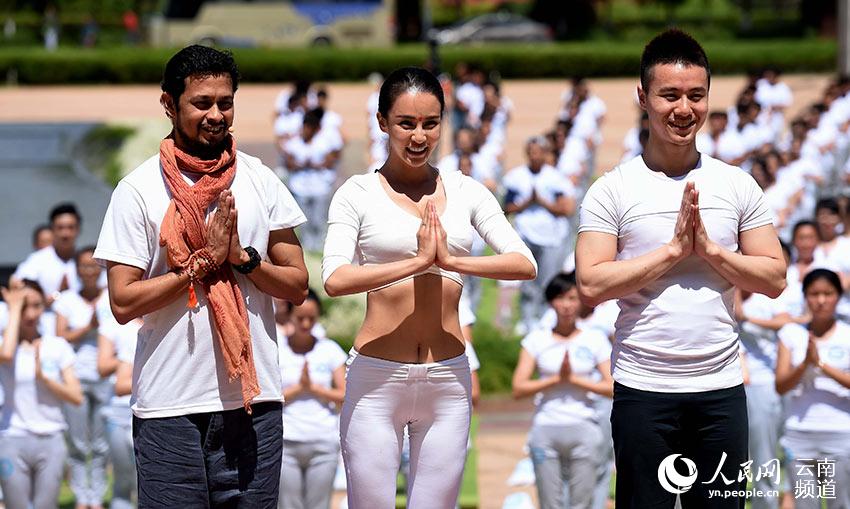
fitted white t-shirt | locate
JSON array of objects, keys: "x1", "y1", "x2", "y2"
[
  {"x1": 322, "y1": 170, "x2": 536, "y2": 289},
  {"x1": 521, "y1": 328, "x2": 611, "y2": 426},
  {"x1": 93, "y1": 151, "x2": 307, "y2": 418},
  {"x1": 579, "y1": 154, "x2": 774, "y2": 392},
  {"x1": 503, "y1": 164, "x2": 575, "y2": 247},
  {"x1": 283, "y1": 135, "x2": 336, "y2": 198},
  {"x1": 279, "y1": 337, "x2": 346, "y2": 442},
  {"x1": 13, "y1": 246, "x2": 80, "y2": 296},
  {"x1": 0, "y1": 336, "x2": 76, "y2": 436},
  {"x1": 778, "y1": 321, "x2": 850, "y2": 433},
  {"x1": 52, "y1": 289, "x2": 111, "y2": 383}
]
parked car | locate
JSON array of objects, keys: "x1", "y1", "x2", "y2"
[{"x1": 429, "y1": 12, "x2": 552, "y2": 45}]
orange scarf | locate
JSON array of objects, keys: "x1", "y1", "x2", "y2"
[{"x1": 158, "y1": 136, "x2": 260, "y2": 411}]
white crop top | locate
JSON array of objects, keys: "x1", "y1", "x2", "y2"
[{"x1": 322, "y1": 170, "x2": 536, "y2": 290}]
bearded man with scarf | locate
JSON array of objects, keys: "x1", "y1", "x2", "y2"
[{"x1": 93, "y1": 45, "x2": 309, "y2": 508}]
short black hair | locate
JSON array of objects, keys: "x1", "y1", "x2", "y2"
[
  {"x1": 378, "y1": 66, "x2": 445, "y2": 118},
  {"x1": 792, "y1": 220, "x2": 819, "y2": 240},
  {"x1": 303, "y1": 108, "x2": 323, "y2": 128},
  {"x1": 545, "y1": 272, "x2": 578, "y2": 302},
  {"x1": 709, "y1": 110, "x2": 728, "y2": 120},
  {"x1": 803, "y1": 268, "x2": 843, "y2": 297},
  {"x1": 640, "y1": 28, "x2": 710, "y2": 92},
  {"x1": 161, "y1": 45, "x2": 240, "y2": 105},
  {"x1": 816, "y1": 197, "x2": 840, "y2": 215},
  {"x1": 49, "y1": 202, "x2": 81, "y2": 225}
]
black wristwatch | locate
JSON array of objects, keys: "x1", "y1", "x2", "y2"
[{"x1": 232, "y1": 246, "x2": 261, "y2": 274}]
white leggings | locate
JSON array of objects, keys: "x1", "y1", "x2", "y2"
[{"x1": 340, "y1": 349, "x2": 472, "y2": 509}]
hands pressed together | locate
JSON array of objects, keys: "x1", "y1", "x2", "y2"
[
  {"x1": 669, "y1": 181, "x2": 719, "y2": 261},
  {"x1": 805, "y1": 333, "x2": 822, "y2": 368},
  {"x1": 203, "y1": 190, "x2": 250, "y2": 273},
  {"x1": 415, "y1": 201, "x2": 456, "y2": 272}
]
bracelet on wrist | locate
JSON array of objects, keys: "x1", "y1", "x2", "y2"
[{"x1": 183, "y1": 248, "x2": 221, "y2": 308}]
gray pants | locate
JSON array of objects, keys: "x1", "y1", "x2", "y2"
[
  {"x1": 528, "y1": 421, "x2": 603, "y2": 509},
  {"x1": 0, "y1": 433, "x2": 67, "y2": 509},
  {"x1": 520, "y1": 240, "x2": 567, "y2": 331},
  {"x1": 745, "y1": 383, "x2": 783, "y2": 509},
  {"x1": 293, "y1": 193, "x2": 330, "y2": 254},
  {"x1": 278, "y1": 438, "x2": 339, "y2": 509},
  {"x1": 784, "y1": 431, "x2": 850, "y2": 509},
  {"x1": 63, "y1": 378, "x2": 111, "y2": 506},
  {"x1": 591, "y1": 398, "x2": 614, "y2": 509},
  {"x1": 105, "y1": 416, "x2": 135, "y2": 509}
]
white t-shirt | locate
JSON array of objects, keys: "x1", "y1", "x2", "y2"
[
  {"x1": 739, "y1": 293, "x2": 783, "y2": 386},
  {"x1": 559, "y1": 91, "x2": 606, "y2": 124},
  {"x1": 778, "y1": 321, "x2": 850, "y2": 433},
  {"x1": 367, "y1": 90, "x2": 382, "y2": 141},
  {"x1": 557, "y1": 136, "x2": 590, "y2": 179},
  {"x1": 521, "y1": 328, "x2": 611, "y2": 426},
  {"x1": 437, "y1": 151, "x2": 498, "y2": 185},
  {"x1": 0, "y1": 335, "x2": 76, "y2": 436},
  {"x1": 283, "y1": 135, "x2": 336, "y2": 198},
  {"x1": 13, "y1": 246, "x2": 79, "y2": 297},
  {"x1": 503, "y1": 164, "x2": 575, "y2": 247},
  {"x1": 456, "y1": 83, "x2": 485, "y2": 125},
  {"x1": 322, "y1": 170, "x2": 536, "y2": 289},
  {"x1": 93, "y1": 151, "x2": 307, "y2": 418},
  {"x1": 813, "y1": 236, "x2": 850, "y2": 274},
  {"x1": 101, "y1": 320, "x2": 140, "y2": 425},
  {"x1": 465, "y1": 341, "x2": 480, "y2": 372},
  {"x1": 273, "y1": 110, "x2": 304, "y2": 139},
  {"x1": 278, "y1": 337, "x2": 346, "y2": 442},
  {"x1": 696, "y1": 131, "x2": 746, "y2": 164},
  {"x1": 579, "y1": 154, "x2": 774, "y2": 392},
  {"x1": 52, "y1": 289, "x2": 112, "y2": 383}
]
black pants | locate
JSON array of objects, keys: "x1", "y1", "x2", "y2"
[
  {"x1": 611, "y1": 382, "x2": 748, "y2": 509},
  {"x1": 133, "y1": 401, "x2": 283, "y2": 508}
]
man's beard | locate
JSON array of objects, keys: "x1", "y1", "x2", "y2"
[{"x1": 174, "y1": 123, "x2": 229, "y2": 159}]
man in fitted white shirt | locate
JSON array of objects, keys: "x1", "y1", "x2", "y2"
[
  {"x1": 283, "y1": 109, "x2": 339, "y2": 253},
  {"x1": 575, "y1": 30, "x2": 786, "y2": 508},
  {"x1": 504, "y1": 136, "x2": 576, "y2": 334},
  {"x1": 13, "y1": 203, "x2": 83, "y2": 302},
  {"x1": 93, "y1": 45, "x2": 309, "y2": 507}
]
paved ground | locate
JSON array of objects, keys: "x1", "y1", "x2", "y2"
[{"x1": 0, "y1": 73, "x2": 832, "y2": 509}]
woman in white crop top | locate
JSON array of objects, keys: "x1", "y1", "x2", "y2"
[
  {"x1": 322, "y1": 67, "x2": 536, "y2": 509},
  {"x1": 775, "y1": 269, "x2": 850, "y2": 509}
]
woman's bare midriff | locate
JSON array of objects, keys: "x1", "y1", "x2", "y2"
[{"x1": 354, "y1": 273, "x2": 465, "y2": 363}]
